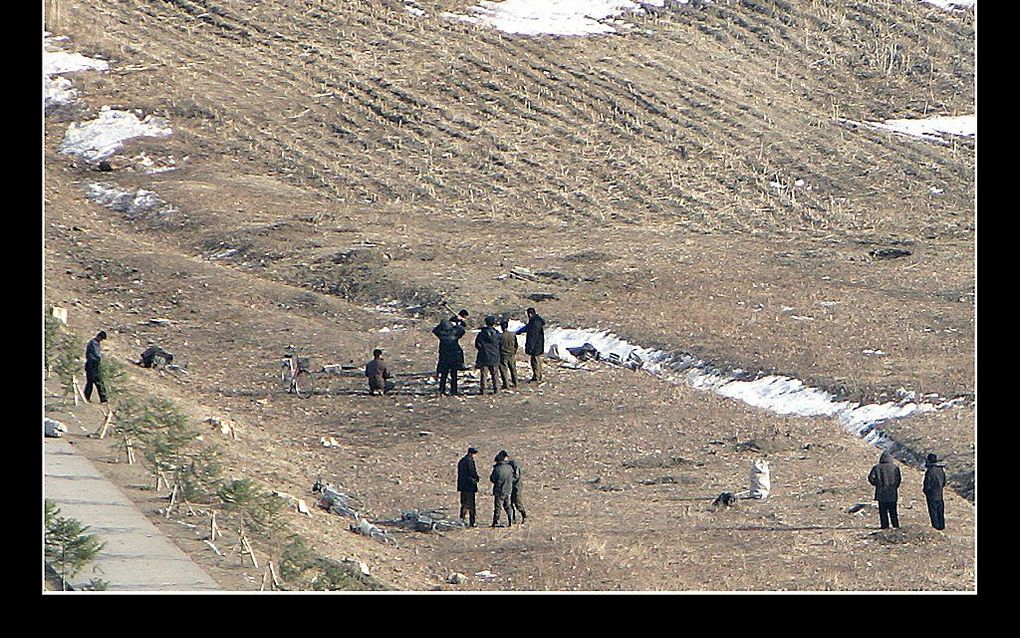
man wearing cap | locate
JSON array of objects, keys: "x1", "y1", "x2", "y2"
[
  {"x1": 868, "y1": 451, "x2": 902, "y2": 529},
  {"x1": 84, "y1": 330, "x2": 108, "y2": 403},
  {"x1": 490, "y1": 452, "x2": 515, "y2": 527},
  {"x1": 457, "y1": 447, "x2": 480, "y2": 527},
  {"x1": 516, "y1": 307, "x2": 545, "y2": 383},
  {"x1": 433, "y1": 317, "x2": 466, "y2": 395},
  {"x1": 474, "y1": 315, "x2": 501, "y2": 395},
  {"x1": 923, "y1": 453, "x2": 947, "y2": 530}
]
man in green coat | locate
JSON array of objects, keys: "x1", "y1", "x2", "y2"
[
  {"x1": 489, "y1": 454, "x2": 514, "y2": 527},
  {"x1": 498, "y1": 317, "x2": 519, "y2": 389}
]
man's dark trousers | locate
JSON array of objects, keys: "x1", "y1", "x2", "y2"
[
  {"x1": 493, "y1": 494, "x2": 513, "y2": 526},
  {"x1": 439, "y1": 368, "x2": 458, "y2": 394},
  {"x1": 84, "y1": 362, "x2": 107, "y2": 403},
  {"x1": 878, "y1": 500, "x2": 899, "y2": 529},
  {"x1": 926, "y1": 496, "x2": 945, "y2": 530},
  {"x1": 459, "y1": 492, "x2": 476, "y2": 526}
]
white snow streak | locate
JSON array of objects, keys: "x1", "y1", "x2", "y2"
[
  {"x1": 445, "y1": 0, "x2": 674, "y2": 37},
  {"x1": 509, "y1": 321, "x2": 963, "y2": 447}
]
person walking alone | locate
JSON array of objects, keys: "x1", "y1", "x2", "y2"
[
  {"x1": 432, "y1": 318, "x2": 466, "y2": 395},
  {"x1": 868, "y1": 451, "x2": 902, "y2": 529},
  {"x1": 474, "y1": 315, "x2": 501, "y2": 395},
  {"x1": 498, "y1": 317, "x2": 519, "y2": 390},
  {"x1": 923, "y1": 453, "x2": 947, "y2": 530},
  {"x1": 457, "y1": 447, "x2": 480, "y2": 527},
  {"x1": 84, "y1": 330, "x2": 108, "y2": 403},
  {"x1": 490, "y1": 453, "x2": 514, "y2": 527},
  {"x1": 516, "y1": 307, "x2": 546, "y2": 383}
]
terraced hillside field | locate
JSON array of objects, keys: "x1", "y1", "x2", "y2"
[{"x1": 43, "y1": 0, "x2": 975, "y2": 591}]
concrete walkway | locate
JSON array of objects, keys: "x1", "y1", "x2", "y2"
[{"x1": 44, "y1": 437, "x2": 222, "y2": 591}]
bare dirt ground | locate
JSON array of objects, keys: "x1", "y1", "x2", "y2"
[{"x1": 43, "y1": 0, "x2": 975, "y2": 591}]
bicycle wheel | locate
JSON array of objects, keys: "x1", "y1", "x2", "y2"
[{"x1": 294, "y1": 369, "x2": 315, "y2": 399}]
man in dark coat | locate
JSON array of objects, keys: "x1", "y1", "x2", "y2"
[
  {"x1": 923, "y1": 453, "x2": 947, "y2": 530},
  {"x1": 474, "y1": 315, "x2": 501, "y2": 395},
  {"x1": 868, "y1": 451, "x2": 902, "y2": 529},
  {"x1": 498, "y1": 317, "x2": 519, "y2": 389},
  {"x1": 516, "y1": 307, "x2": 545, "y2": 382},
  {"x1": 432, "y1": 318, "x2": 466, "y2": 395},
  {"x1": 501, "y1": 450, "x2": 527, "y2": 524},
  {"x1": 84, "y1": 330, "x2": 108, "y2": 403},
  {"x1": 364, "y1": 348, "x2": 393, "y2": 396},
  {"x1": 457, "y1": 447, "x2": 480, "y2": 527},
  {"x1": 490, "y1": 454, "x2": 515, "y2": 527}
]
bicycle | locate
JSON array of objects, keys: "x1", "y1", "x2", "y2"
[{"x1": 281, "y1": 347, "x2": 316, "y2": 399}]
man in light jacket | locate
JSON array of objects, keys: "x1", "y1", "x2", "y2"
[{"x1": 868, "y1": 451, "x2": 902, "y2": 529}]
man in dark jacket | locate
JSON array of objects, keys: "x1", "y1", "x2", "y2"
[
  {"x1": 451, "y1": 308, "x2": 470, "y2": 328},
  {"x1": 501, "y1": 450, "x2": 527, "y2": 524},
  {"x1": 868, "y1": 451, "x2": 902, "y2": 529},
  {"x1": 432, "y1": 319, "x2": 466, "y2": 395},
  {"x1": 516, "y1": 307, "x2": 545, "y2": 382},
  {"x1": 923, "y1": 453, "x2": 947, "y2": 530},
  {"x1": 474, "y1": 315, "x2": 501, "y2": 395},
  {"x1": 84, "y1": 330, "x2": 108, "y2": 403},
  {"x1": 457, "y1": 447, "x2": 480, "y2": 527},
  {"x1": 364, "y1": 349, "x2": 393, "y2": 396},
  {"x1": 490, "y1": 454, "x2": 515, "y2": 527},
  {"x1": 498, "y1": 317, "x2": 519, "y2": 389}
]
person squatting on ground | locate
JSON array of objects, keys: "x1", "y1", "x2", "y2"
[
  {"x1": 457, "y1": 446, "x2": 480, "y2": 527},
  {"x1": 84, "y1": 330, "x2": 108, "y2": 403},
  {"x1": 364, "y1": 348, "x2": 393, "y2": 396},
  {"x1": 433, "y1": 317, "x2": 466, "y2": 395},
  {"x1": 923, "y1": 453, "x2": 947, "y2": 530},
  {"x1": 868, "y1": 451, "x2": 902, "y2": 529},
  {"x1": 475, "y1": 315, "x2": 501, "y2": 395},
  {"x1": 516, "y1": 307, "x2": 545, "y2": 383},
  {"x1": 499, "y1": 450, "x2": 527, "y2": 524},
  {"x1": 498, "y1": 317, "x2": 519, "y2": 389},
  {"x1": 490, "y1": 453, "x2": 515, "y2": 527}
]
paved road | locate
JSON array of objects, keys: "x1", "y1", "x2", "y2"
[{"x1": 44, "y1": 436, "x2": 222, "y2": 591}]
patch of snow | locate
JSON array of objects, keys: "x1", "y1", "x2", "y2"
[
  {"x1": 59, "y1": 108, "x2": 172, "y2": 161},
  {"x1": 43, "y1": 34, "x2": 109, "y2": 109},
  {"x1": 445, "y1": 0, "x2": 673, "y2": 37},
  {"x1": 404, "y1": 1, "x2": 428, "y2": 16},
  {"x1": 856, "y1": 114, "x2": 975, "y2": 145},
  {"x1": 920, "y1": 0, "x2": 975, "y2": 11},
  {"x1": 84, "y1": 182, "x2": 175, "y2": 217}
]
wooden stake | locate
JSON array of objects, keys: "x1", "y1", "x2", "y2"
[
  {"x1": 209, "y1": 512, "x2": 219, "y2": 541},
  {"x1": 165, "y1": 484, "x2": 178, "y2": 518},
  {"x1": 124, "y1": 436, "x2": 135, "y2": 464},
  {"x1": 260, "y1": 570, "x2": 267, "y2": 591},
  {"x1": 97, "y1": 408, "x2": 114, "y2": 439},
  {"x1": 72, "y1": 376, "x2": 87, "y2": 406},
  {"x1": 239, "y1": 529, "x2": 259, "y2": 568},
  {"x1": 269, "y1": 561, "x2": 281, "y2": 590}
]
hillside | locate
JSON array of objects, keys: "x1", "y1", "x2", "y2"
[{"x1": 43, "y1": 0, "x2": 975, "y2": 591}]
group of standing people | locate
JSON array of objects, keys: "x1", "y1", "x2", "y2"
[
  {"x1": 457, "y1": 446, "x2": 527, "y2": 527},
  {"x1": 433, "y1": 307, "x2": 546, "y2": 396},
  {"x1": 868, "y1": 450, "x2": 947, "y2": 530}
]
